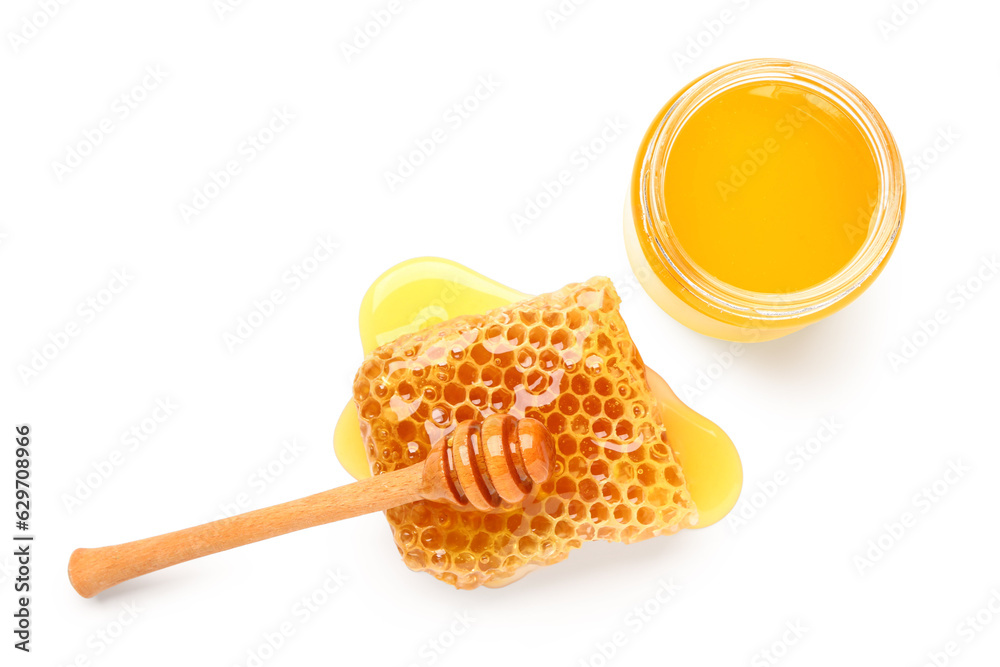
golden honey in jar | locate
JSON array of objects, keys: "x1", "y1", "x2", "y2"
[{"x1": 625, "y1": 59, "x2": 905, "y2": 342}]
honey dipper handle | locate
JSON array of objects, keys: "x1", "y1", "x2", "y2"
[{"x1": 68, "y1": 465, "x2": 423, "y2": 598}]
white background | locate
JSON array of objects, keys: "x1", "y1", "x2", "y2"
[{"x1": 3, "y1": 1, "x2": 999, "y2": 666}]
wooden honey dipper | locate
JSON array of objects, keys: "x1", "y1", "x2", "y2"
[{"x1": 68, "y1": 414, "x2": 554, "y2": 598}]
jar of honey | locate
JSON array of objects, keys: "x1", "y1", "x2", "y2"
[{"x1": 625, "y1": 59, "x2": 905, "y2": 342}]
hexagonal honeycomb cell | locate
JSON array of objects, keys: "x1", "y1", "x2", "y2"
[{"x1": 352, "y1": 277, "x2": 697, "y2": 589}]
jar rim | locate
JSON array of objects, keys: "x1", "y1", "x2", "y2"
[{"x1": 636, "y1": 58, "x2": 905, "y2": 321}]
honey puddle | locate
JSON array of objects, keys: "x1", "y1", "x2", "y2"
[{"x1": 334, "y1": 258, "x2": 741, "y2": 528}]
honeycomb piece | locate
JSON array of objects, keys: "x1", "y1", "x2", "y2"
[{"x1": 352, "y1": 277, "x2": 697, "y2": 589}]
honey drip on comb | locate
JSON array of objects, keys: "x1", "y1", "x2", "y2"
[
  {"x1": 334, "y1": 258, "x2": 741, "y2": 529},
  {"x1": 355, "y1": 276, "x2": 697, "y2": 588}
]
